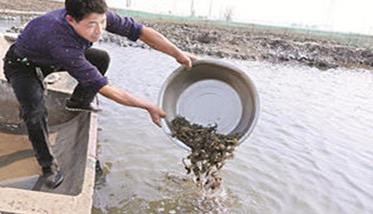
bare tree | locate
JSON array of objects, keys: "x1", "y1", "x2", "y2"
[
  {"x1": 224, "y1": 6, "x2": 234, "y2": 22},
  {"x1": 209, "y1": 0, "x2": 213, "y2": 18},
  {"x1": 190, "y1": 0, "x2": 195, "y2": 17},
  {"x1": 126, "y1": 0, "x2": 131, "y2": 8}
]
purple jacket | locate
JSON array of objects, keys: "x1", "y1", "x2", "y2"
[{"x1": 14, "y1": 9, "x2": 143, "y2": 93}]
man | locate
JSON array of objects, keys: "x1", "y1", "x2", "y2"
[{"x1": 3, "y1": 0, "x2": 195, "y2": 188}]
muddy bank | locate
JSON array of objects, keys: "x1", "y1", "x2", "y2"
[
  {"x1": 0, "y1": 0, "x2": 62, "y2": 12},
  {"x1": 112, "y1": 20, "x2": 373, "y2": 70},
  {"x1": 1, "y1": 0, "x2": 373, "y2": 70}
]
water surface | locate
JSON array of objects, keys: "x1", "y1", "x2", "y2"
[{"x1": 85, "y1": 43, "x2": 372, "y2": 214}]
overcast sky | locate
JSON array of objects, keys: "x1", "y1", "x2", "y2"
[{"x1": 106, "y1": 0, "x2": 373, "y2": 35}]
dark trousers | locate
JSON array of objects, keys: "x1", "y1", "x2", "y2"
[
  {"x1": 3, "y1": 46, "x2": 110, "y2": 168},
  {"x1": 70, "y1": 48, "x2": 110, "y2": 105}
]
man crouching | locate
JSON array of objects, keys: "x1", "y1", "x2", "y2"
[{"x1": 3, "y1": 0, "x2": 195, "y2": 188}]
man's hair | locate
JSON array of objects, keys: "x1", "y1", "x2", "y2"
[{"x1": 65, "y1": 0, "x2": 108, "y2": 22}]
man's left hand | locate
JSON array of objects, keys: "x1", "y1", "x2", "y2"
[{"x1": 176, "y1": 51, "x2": 198, "y2": 70}]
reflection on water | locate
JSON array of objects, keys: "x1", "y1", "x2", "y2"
[
  {"x1": 92, "y1": 43, "x2": 373, "y2": 214},
  {"x1": 0, "y1": 19, "x2": 21, "y2": 33}
]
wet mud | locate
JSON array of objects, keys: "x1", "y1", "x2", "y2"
[
  {"x1": 0, "y1": 0, "x2": 62, "y2": 12},
  {"x1": 106, "y1": 20, "x2": 373, "y2": 70}
]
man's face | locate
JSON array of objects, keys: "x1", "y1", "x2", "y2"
[{"x1": 66, "y1": 13, "x2": 107, "y2": 43}]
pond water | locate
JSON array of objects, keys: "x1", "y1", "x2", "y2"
[
  {"x1": 92, "y1": 43, "x2": 373, "y2": 214},
  {"x1": 0, "y1": 19, "x2": 21, "y2": 33}
]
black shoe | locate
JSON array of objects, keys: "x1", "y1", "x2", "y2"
[
  {"x1": 95, "y1": 160, "x2": 103, "y2": 176},
  {"x1": 42, "y1": 164, "x2": 64, "y2": 189},
  {"x1": 65, "y1": 99, "x2": 102, "y2": 112}
]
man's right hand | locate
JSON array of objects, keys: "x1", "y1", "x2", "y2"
[{"x1": 146, "y1": 104, "x2": 166, "y2": 127}]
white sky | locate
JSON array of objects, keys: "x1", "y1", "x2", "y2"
[{"x1": 106, "y1": 0, "x2": 373, "y2": 35}]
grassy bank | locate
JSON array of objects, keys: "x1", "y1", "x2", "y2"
[{"x1": 117, "y1": 8, "x2": 373, "y2": 50}]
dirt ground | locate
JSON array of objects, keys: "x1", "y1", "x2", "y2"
[
  {"x1": 0, "y1": 0, "x2": 62, "y2": 12},
  {"x1": 129, "y1": 20, "x2": 373, "y2": 70},
  {"x1": 1, "y1": 0, "x2": 373, "y2": 70}
]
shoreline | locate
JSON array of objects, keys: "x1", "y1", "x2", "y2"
[{"x1": 1, "y1": 0, "x2": 373, "y2": 71}]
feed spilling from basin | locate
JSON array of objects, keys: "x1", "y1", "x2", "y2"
[
  {"x1": 171, "y1": 116, "x2": 239, "y2": 192},
  {"x1": 158, "y1": 59, "x2": 260, "y2": 193}
]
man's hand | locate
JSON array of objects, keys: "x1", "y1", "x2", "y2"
[
  {"x1": 176, "y1": 51, "x2": 198, "y2": 70},
  {"x1": 146, "y1": 104, "x2": 166, "y2": 127}
]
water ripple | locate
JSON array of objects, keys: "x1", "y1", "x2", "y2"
[{"x1": 93, "y1": 43, "x2": 373, "y2": 214}]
